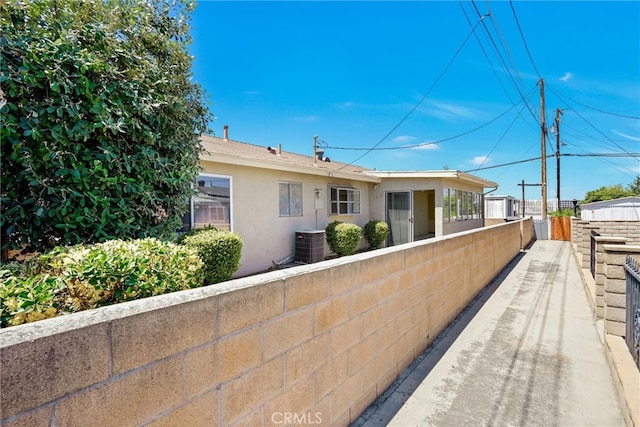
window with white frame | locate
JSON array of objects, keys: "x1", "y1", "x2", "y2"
[
  {"x1": 450, "y1": 189, "x2": 458, "y2": 221},
  {"x1": 443, "y1": 188, "x2": 451, "y2": 222},
  {"x1": 474, "y1": 193, "x2": 482, "y2": 219},
  {"x1": 279, "y1": 181, "x2": 303, "y2": 217},
  {"x1": 444, "y1": 188, "x2": 483, "y2": 221},
  {"x1": 329, "y1": 186, "x2": 360, "y2": 215},
  {"x1": 182, "y1": 173, "x2": 232, "y2": 231}
]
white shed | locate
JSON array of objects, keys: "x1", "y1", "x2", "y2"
[
  {"x1": 484, "y1": 195, "x2": 519, "y2": 219},
  {"x1": 580, "y1": 196, "x2": 640, "y2": 220}
]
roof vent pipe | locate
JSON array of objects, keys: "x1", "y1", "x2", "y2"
[
  {"x1": 223, "y1": 125, "x2": 229, "y2": 141},
  {"x1": 315, "y1": 150, "x2": 324, "y2": 161},
  {"x1": 277, "y1": 143, "x2": 282, "y2": 156}
]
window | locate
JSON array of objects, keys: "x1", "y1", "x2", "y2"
[
  {"x1": 463, "y1": 191, "x2": 472, "y2": 220},
  {"x1": 182, "y1": 174, "x2": 232, "y2": 231},
  {"x1": 451, "y1": 189, "x2": 458, "y2": 221},
  {"x1": 279, "y1": 182, "x2": 303, "y2": 217},
  {"x1": 460, "y1": 191, "x2": 467, "y2": 220},
  {"x1": 444, "y1": 188, "x2": 483, "y2": 221},
  {"x1": 443, "y1": 188, "x2": 451, "y2": 222},
  {"x1": 330, "y1": 186, "x2": 360, "y2": 215},
  {"x1": 474, "y1": 193, "x2": 483, "y2": 219}
]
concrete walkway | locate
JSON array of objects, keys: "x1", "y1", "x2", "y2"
[{"x1": 354, "y1": 240, "x2": 625, "y2": 427}]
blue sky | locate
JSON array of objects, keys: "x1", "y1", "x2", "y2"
[{"x1": 189, "y1": 1, "x2": 640, "y2": 201}]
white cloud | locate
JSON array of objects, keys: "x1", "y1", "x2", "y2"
[
  {"x1": 560, "y1": 72, "x2": 573, "y2": 82},
  {"x1": 391, "y1": 136, "x2": 439, "y2": 150},
  {"x1": 411, "y1": 142, "x2": 439, "y2": 150},
  {"x1": 470, "y1": 156, "x2": 489, "y2": 165},
  {"x1": 392, "y1": 135, "x2": 417, "y2": 144},
  {"x1": 426, "y1": 100, "x2": 483, "y2": 122},
  {"x1": 612, "y1": 129, "x2": 640, "y2": 142}
]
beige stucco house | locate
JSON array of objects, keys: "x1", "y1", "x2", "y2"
[{"x1": 189, "y1": 132, "x2": 498, "y2": 276}]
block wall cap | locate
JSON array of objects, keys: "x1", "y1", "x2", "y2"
[
  {"x1": 595, "y1": 236, "x2": 628, "y2": 243},
  {"x1": 603, "y1": 244, "x2": 640, "y2": 253}
]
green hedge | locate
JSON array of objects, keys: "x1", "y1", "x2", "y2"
[
  {"x1": 549, "y1": 208, "x2": 574, "y2": 217},
  {"x1": 0, "y1": 238, "x2": 204, "y2": 327},
  {"x1": 181, "y1": 229, "x2": 242, "y2": 284},
  {"x1": 325, "y1": 221, "x2": 362, "y2": 257},
  {"x1": 363, "y1": 219, "x2": 389, "y2": 249}
]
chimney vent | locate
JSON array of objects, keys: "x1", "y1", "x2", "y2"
[
  {"x1": 277, "y1": 144, "x2": 282, "y2": 156},
  {"x1": 223, "y1": 125, "x2": 229, "y2": 141}
]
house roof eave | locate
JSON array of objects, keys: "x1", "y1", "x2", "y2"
[
  {"x1": 200, "y1": 152, "x2": 382, "y2": 183},
  {"x1": 363, "y1": 170, "x2": 498, "y2": 189}
]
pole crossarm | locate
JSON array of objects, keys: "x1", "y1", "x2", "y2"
[{"x1": 518, "y1": 179, "x2": 544, "y2": 217}]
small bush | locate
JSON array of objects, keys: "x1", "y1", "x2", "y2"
[
  {"x1": 182, "y1": 229, "x2": 242, "y2": 284},
  {"x1": 174, "y1": 226, "x2": 218, "y2": 245},
  {"x1": 325, "y1": 221, "x2": 362, "y2": 257},
  {"x1": 549, "y1": 208, "x2": 574, "y2": 217},
  {"x1": 363, "y1": 219, "x2": 389, "y2": 249},
  {"x1": 0, "y1": 238, "x2": 204, "y2": 327}
]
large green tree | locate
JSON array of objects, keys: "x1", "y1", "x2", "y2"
[
  {"x1": 1, "y1": 0, "x2": 211, "y2": 253},
  {"x1": 627, "y1": 174, "x2": 640, "y2": 195},
  {"x1": 583, "y1": 183, "x2": 635, "y2": 203}
]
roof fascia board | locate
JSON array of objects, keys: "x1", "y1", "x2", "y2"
[
  {"x1": 201, "y1": 153, "x2": 381, "y2": 183},
  {"x1": 364, "y1": 170, "x2": 497, "y2": 188},
  {"x1": 581, "y1": 196, "x2": 640, "y2": 208}
]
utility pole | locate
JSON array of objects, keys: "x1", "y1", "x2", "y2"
[
  {"x1": 555, "y1": 108, "x2": 563, "y2": 208},
  {"x1": 520, "y1": 179, "x2": 525, "y2": 217},
  {"x1": 539, "y1": 79, "x2": 548, "y2": 219},
  {"x1": 518, "y1": 180, "x2": 543, "y2": 217}
]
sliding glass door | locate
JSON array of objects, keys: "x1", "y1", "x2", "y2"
[{"x1": 386, "y1": 191, "x2": 412, "y2": 246}]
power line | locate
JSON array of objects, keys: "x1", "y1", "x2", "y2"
[
  {"x1": 464, "y1": 152, "x2": 640, "y2": 173},
  {"x1": 549, "y1": 84, "x2": 639, "y2": 160},
  {"x1": 329, "y1": 13, "x2": 491, "y2": 175},
  {"x1": 508, "y1": 0, "x2": 541, "y2": 78},
  {"x1": 485, "y1": 1, "x2": 530, "y2": 95},
  {"x1": 464, "y1": 155, "x2": 543, "y2": 172},
  {"x1": 466, "y1": 1, "x2": 539, "y2": 124},
  {"x1": 544, "y1": 84, "x2": 639, "y2": 179},
  {"x1": 563, "y1": 152, "x2": 640, "y2": 158},
  {"x1": 458, "y1": 1, "x2": 517, "y2": 106},
  {"x1": 549, "y1": 90, "x2": 640, "y2": 119},
  {"x1": 467, "y1": 90, "x2": 534, "y2": 174},
  {"x1": 327, "y1": 90, "x2": 533, "y2": 151}
]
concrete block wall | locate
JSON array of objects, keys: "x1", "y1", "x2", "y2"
[
  {"x1": 0, "y1": 219, "x2": 532, "y2": 427},
  {"x1": 573, "y1": 219, "x2": 640, "y2": 246},
  {"x1": 572, "y1": 219, "x2": 640, "y2": 270},
  {"x1": 592, "y1": 220, "x2": 640, "y2": 244},
  {"x1": 602, "y1": 244, "x2": 640, "y2": 336},
  {"x1": 593, "y1": 236, "x2": 627, "y2": 319},
  {"x1": 570, "y1": 219, "x2": 590, "y2": 268}
]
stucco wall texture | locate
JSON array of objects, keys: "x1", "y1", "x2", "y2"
[{"x1": 1, "y1": 219, "x2": 533, "y2": 427}]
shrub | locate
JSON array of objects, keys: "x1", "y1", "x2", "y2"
[
  {"x1": 549, "y1": 208, "x2": 574, "y2": 217},
  {"x1": 182, "y1": 229, "x2": 242, "y2": 284},
  {"x1": 0, "y1": 269, "x2": 64, "y2": 326},
  {"x1": 174, "y1": 225, "x2": 218, "y2": 245},
  {"x1": 1, "y1": 0, "x2": 211, "y2": 253},
  {"x1": 363, "y1": 219, "x2": 389, "y2": 249},
  {"x1": 0, "y1": 238, "x2": 204, "y2": 327},
  {"x1": 325, "y1": 221, "x2": 362, "y2": 257}
]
